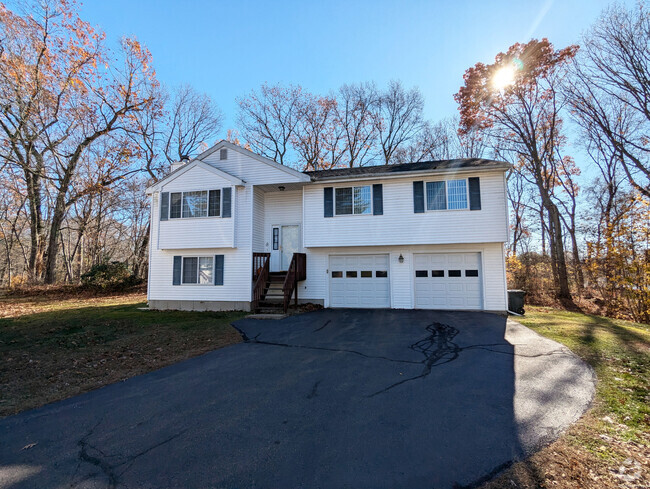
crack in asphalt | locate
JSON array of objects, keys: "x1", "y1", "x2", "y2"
[
  {"x1": 70, "y1": 418, "x2": 187, "y2": 489},
  {"x1": 368, "y1": 322, "x2": 461, "y2": 397},
  {"x1": 237, "y1": 320, "x2": 571, "y2": 399},
  {"x1": 307, "y1": 380, "x2": 321, "y2": 399}
]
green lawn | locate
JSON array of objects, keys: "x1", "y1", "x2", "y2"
[
  {"x1": 0, "y1": 294, "x2": 246, "y2": 417},
  {"x1": 483, "y1": 306, "x2": 650, "y2": 488}
]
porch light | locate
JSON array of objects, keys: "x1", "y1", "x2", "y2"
[
  {"x1": 278, "y1": 185, "x2": 285, "y2": 191},
  {"x1": 398, "y1": 254, "x2": 404, "y2": 263}
]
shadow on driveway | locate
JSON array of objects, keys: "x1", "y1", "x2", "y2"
[{"x1": 0, "y1": 309, "x2": 594, "y2": 489}]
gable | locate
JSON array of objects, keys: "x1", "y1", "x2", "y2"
[
  {"x1": 199, "y1": 141, "x2": 310, "y2": 185},
  {"x1": 146, "y1": 159, "x2": 243, "y2": 194},
  {"x1": 161, "y1": 164, "x2": 234, "y2": 192}
]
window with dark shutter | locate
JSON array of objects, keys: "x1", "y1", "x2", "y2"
[
  {"x1": 160, "y1": 192, "x2": 169, "y2": 221},
  {"x1": 324, "y1": 187, "x2": 333, "y2": 218},
  {"x1": 222, "y1": 188, "x2": 232, "y2": 217},
  {"x1": 413, "y1": 181, "x2": 425, "y2": 213},
  {"x1": 469, "y1": 177, "x2": 481, "y2": 210},
  {"x1": 372, "y1": 184, "x2": 383, "y2": 215}
]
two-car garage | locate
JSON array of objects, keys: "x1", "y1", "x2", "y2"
[{"x1": 328, "y1": 252, "x2": 483, "y2": 310}]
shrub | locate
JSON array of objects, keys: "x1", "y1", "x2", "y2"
[{"x1": 81, "y1": 262, "x2": 141, "y2": 291}]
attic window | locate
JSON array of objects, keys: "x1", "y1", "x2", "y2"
[{"x1": 220, "y1": 148, "x2": 228, "y2": 160}]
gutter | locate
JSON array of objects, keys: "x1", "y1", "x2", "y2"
[{"x1": 307, "y1": 164, "x2": 511, "y2": 184}]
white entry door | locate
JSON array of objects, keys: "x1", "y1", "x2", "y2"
[
  {"x1": 270, "y1": 225, "x2": 300, "y2": 272},
  {"x1": 414, "y1": 253, "x2": 482, "y2": 310},
  {"x1": 329, "y1": 254, "x2": 390, "y2": 308}
]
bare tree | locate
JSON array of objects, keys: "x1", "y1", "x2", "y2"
[
  {"x1": 336, "y1": 83, "x2": 379, "y2": 167},
  {"x1": 375, "y1": 81, "x2": 424, "y2": 164},
  {"x1": 237, "y1": 82, "x2": 304, "y2": 166},
  {"x1": 164, "y1": 84, "x2": 224, "y2": 163},
  {"x1": 563, "y1": 3, "x2": 650, "y2": 198},
  {"x1": 291, "y1": 94, "x2": 345, "y2": 170}
]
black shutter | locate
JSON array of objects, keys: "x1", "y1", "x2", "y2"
[
  {"x1": 160, "y1": 192, "x2": 169, "y2": 221},
  {"x1": 324, "y1": 187, "x2": 333, "y2": 217},
  {"x1": 413, "y1": 181, "x2": 425, "y2": 213},
  {"x1": 214, "y1": 255, "x2": 224, "y2": 285},
  {"x1": 172, "y1": 256, "x2": 182, "y2": 285},
  {"x1": 468, "y1": 177, "x2": 481, "y2": 210},
  {"x1": 372, "y1": 184, "x2": 383, "y2": 215},
  {"x1": 222, "y1": 187, "x2": 232, "y2": 218}
]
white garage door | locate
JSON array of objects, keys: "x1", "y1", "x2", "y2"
[
  {"x1": 414, "y1": 253, "x2": 482, "y2": 310},
  {"x1": 330, "y1": 255, "x2": 390, "y2": 308}
]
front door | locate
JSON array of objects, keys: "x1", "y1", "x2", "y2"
[
  {"x1": 270, "y1": 225, "x2": 300, "y2": 272},
  {"x1": 281, "y1": 225, "x2": 300, "y2": 270}
]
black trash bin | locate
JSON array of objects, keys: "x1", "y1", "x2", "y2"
[{"x1": 507, "y1": 289, "x2": 525, "y2": 315}]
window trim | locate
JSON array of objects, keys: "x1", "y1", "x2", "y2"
[
  {"x1": 425, "y1": 178, "x2": 470, "y2": 212},
  {"x1": 180, "y1": 255, "x2": 215, "y2": 285},
  {"x1": 334, "y1": 185, "x2": 373, "y2": 216},
  {"x1": 165, "y1": 188, "x2": 230, "y2": 220}
]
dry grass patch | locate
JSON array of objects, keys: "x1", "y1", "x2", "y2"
[{"x1": 0, "y1": 293, "x2": 245, "y2": 417}]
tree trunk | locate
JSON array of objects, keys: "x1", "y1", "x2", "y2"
[{"x1": 545, "y1": 201, "x2": 572, "y2": 300}]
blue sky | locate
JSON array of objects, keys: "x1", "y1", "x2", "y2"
[{"x1": 79, "y1": 0, "x2": 632, "y2": 134}]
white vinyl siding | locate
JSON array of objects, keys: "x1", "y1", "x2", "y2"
[
  {"x1": 303, "y1": 171, "x2": 508, "y2": 248},
  {"x1": 158, "y1": 167, "x2": 235, "y2": 249}
]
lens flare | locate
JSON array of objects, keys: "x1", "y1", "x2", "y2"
[{"x1": 492, "y1": 65, "x2": 516, "y2": 90}]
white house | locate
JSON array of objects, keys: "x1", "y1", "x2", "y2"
[{"x1": 146, "y1": 141, "x2": 510, "y2": 313}]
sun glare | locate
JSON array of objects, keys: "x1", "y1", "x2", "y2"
[{"x1": 492, "y1": 65, "x2": 516, "y2": 90}]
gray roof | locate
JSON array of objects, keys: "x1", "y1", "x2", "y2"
[{"x1": 305, "y1": 158, "x2": 511, "y2": 181}]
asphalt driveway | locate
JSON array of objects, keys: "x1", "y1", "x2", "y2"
[{"x1": 0, "y1": 309, "x2": 594, "y2": 489}]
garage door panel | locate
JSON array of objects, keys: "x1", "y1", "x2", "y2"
[
  {"x1": 329, "y1": 254, "x2": 390, "y2": 308},
  {"x1": 414, "y1": 253, "x2": 483, "y2": 310}
]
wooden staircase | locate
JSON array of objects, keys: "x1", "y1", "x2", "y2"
[
  {"x1": 256, "y1": 272, "x2": 288, "y2": 313},
  {"x1": 252, "y1": 252, "x2": 306, "y2": 314}
]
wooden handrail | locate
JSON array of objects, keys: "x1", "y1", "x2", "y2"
[
  {"x1": 252, "y1": 253, "x2": 270, "y2": 312},
  {"x1": 283, "y1": 253, "x2": 306, "y2": 313}
]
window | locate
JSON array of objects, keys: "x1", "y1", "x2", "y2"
[
  {"x1": 335, "y1": 186, "x2": 371, "y2": 215},
  {"x1": 182, "y1": 257, "x2": 198, "y2": 284},
  {"x1": 448, "y1": 270, "x2": 461, "y2": 277},
  {"x1": 447, "y1": 180, "x2": 468, "y2": 209},
  {"x1": 170, "y1": 193, "x2": 182, "y2": 218},
  {"x1": 208, "y1": 190, "x2": 221, "y2": 217},
  {"x1": 465, "y1": 269, "x2": 479, "y2": 277},
  {"x1": 199, "y1": 257, "x2": 213, "y2": 284},
  {"x1": 361, "y1": 271, "x2": 372, "y2": 278},
  {"x1": 431, "y1": 270, "x2": 445, "y2": 277},
  {"x1": 182, "y1": 256, "x2": 214, "y2": 284},
  {"x1": 346, "y1": 271, "x2": 358, "y2": 278},
  {"x1": 220, "y1": 148, "x2": 228, "y2": 160},
  {"x1": 426, "y1": 182, "x2": 446, "y2": 210},
  {"x1": 415, "y1": 270, "x2": 428, "y2": 277},
  {"x1": 376, "y1": 270, "x2": 388, "y2": 278},
  {"x1": 182, "y1": 191, "x2": 208, "y2": 218},
  {"x1": 332, "y1": 271, "x2": 343, "y2": 278},
  {"x1": 425, "y1": 179, "x2": 468, "y2": 211},
  {"x1": 272, "y1": 228, "x2": 279, "y2": 250},
  {"x1": 167, "y1": 188, "x2": 229, "y2": 219}
]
